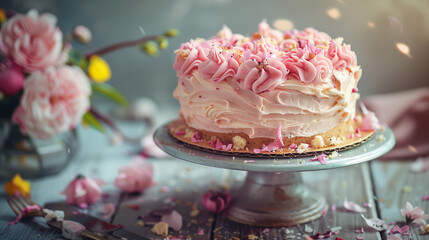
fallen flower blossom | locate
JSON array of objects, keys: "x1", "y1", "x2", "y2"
[
  {"x1": 361, "y1": 214, "x2": 389, "y2": 231},
  {"x1": 311, "y1": 153, "x2": 327, "y2": 165},
  {"x1": 161, "y1": 210, "x2": 182, "y2": 231},
  {"x1": 61, "y1": 175, "x2": 105, "y2": 206},
  {"x1": 201, "y1": 191, "x2": 232, "y2": 213},
  {"x1": 344, "y1": 198, "x2": 367, "y2": 213},
  {"x1": 401, "y1": 201, "x2": 428, "y2": 225},
  {"x1": 114, "y1": 156, "x2": 154, "y2": 193}
]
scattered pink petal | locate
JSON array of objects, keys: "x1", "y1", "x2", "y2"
[
  {"x1": 409, "y1": 157, "x2": 429, "y2": 173},
  {"x1": 101, "y1": 203, "x2": 116, "y2": 219},
  {"x1": 9, "y1": 204, "x2": 42, "y2": 225},
  {"x1": 331, "y1": 204, "x2": 337, "y2": 212},
  {"x1": 352, "y1": 88, "x2": 358, "y2": 93},
  {"x1": 197, "y1": 227, "x2": 205, "y2": 235},
  {"x1": 201, "y1": 191, "x2": 232, "y2": 213},
  {"x1": 389, "y1": 224, "x2": 409, "y2": 234},
  {"x1": 364, "y1": 203, "x2": 372, "y2": 207},
  {"x1": 191, "y1": 131, "x2": 202, "y2": 143},
  {"x1": 322, "y1": 210, "x2": 327, "y2": 215},
  {"x1": 161, "y1": 210, "x2": 182, "y2": 231},
  {"x1": 62, "y1": 220, "x2": 85, "y2": 240},
  {"x1": 311, "y1": 153, "x2": 327, "y2": 165},
  {"x1": 175, "y1": 130, "x2": 185, "y2": 136},
  {"x1": 344, "y1": 199, "x2": 367, "y2": 213},
  {"x1": 79, "y1": 203, "x2": 88, "y2": 209},
  {"x1": 400, "y1": 201, "x2": 428, "y2": 225},
  {"x1": 288, "y1": 143, "x2": 297, "y2": 150},
  {"x1": 360, "y1": 103, "x2": 381, "y2": 131},
  {"x1": 356, "y1": 236, "x2": 363, "y2": 240},
  {"x1": 388, "y1": 16, "x2": 403, "y2": 33},
  {"x1": 355, "y1": 133, "x2": 361, "y2": 138},
  {"x1": 361, "y1": 214, "x2": 389, "y2": 231},
  {"x1": 259, "y1": 124, "x2": 284, "y2": 152},
  {"x1": 349, "y1": 134, "x2": 354, "y2": 139},
  {"x1": 422, "y1": 195, "x2": 429, "y2": 201},
  {"x1": 211, "y1": 139, "x2": 232, "y2": 151}
]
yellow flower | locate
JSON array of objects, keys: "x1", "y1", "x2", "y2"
[
  {"x1": 0, "y1": 9, "x2": 6, "y2": 24},
  {"x1": 88, "y1": 55, "x2": 111, "y2": 83},
  {"x1": 4, "y1": 174, "x2": 31, "y2": 197}
]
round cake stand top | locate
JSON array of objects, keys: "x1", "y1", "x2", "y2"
[{"x1": 154, "y1": 122, "x2": 395, "y2": 172}]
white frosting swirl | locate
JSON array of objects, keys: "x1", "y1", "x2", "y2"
[{"x1": 174, "y1": 67, "x2": 361, "y2": 139}]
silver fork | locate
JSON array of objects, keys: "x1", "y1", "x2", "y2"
[{"x1": 6, "y1": 196, "x2": 106, "y2": 240}]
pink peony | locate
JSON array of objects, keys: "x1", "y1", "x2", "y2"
[
  {"x1": 61, "y1": 175, "x2": 106, "y2": 206},
  {"x1": 12, "y1": 66, "x2": 91, "y2": 139},
  {"x1": 201, "y1": 191, "x2": 232, "y2": 213},
  {"x1": 0, "y1": 9, "x2": 68, "y2": 72},
  {"x1": 0, "y1": 60, "x2": 24, "y2": 96},
  {"x1": 114, "y1": 156, "x2": 154, "y2": 193}
]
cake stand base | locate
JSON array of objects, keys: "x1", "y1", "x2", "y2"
[{"x1": 227, "y1": 171, "x2": 327, "y2": 226}]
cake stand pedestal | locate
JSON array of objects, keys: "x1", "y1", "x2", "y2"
[{"x1": 153, "y1": 124, "x2": 395, "y2": 226}]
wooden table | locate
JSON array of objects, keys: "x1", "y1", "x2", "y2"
[{"x1": 1, "y1": 111, "x2": 428, "y2": 240}]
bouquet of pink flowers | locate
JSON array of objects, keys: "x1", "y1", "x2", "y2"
[{"x1": 0, "y1": 9, "x2": 177, "y2": 140}]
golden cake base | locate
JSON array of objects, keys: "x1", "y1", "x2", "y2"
[{"x1": 168, "y1": 118, "x2": 374, "y2": 158}]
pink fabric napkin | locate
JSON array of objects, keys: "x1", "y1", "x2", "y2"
[{"x1": 363, "y1": 87, "x2": 429, "y2": 159}]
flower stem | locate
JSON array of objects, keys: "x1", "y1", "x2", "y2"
[{"x1": 84, "y1": 35, "x2": 159, "y2": 59}]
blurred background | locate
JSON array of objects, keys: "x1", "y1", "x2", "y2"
[{"x1": 3, "y1": 0, "x2": 429, "y2": 109}]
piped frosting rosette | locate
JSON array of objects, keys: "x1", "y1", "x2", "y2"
[{"x1": 173, "y1": 20, "x2": 362, "y2": 153}]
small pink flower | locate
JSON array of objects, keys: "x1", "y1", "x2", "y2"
[
  {"x1": 114, "y1": 156, "x2": 154, "y2": 193},
  {"x1": 201, "y1": 191, "x2": 231, "y2": 213},
  {"x1": 0, "y1": 60, "x2": 24, "y2": 96},
  {"x1": 343, "y1": 198, "x2": 366, "y2": 213},
  {"x1": 400, "y1": 201, "x2": 428, "y2": 225},
  {"x1": 0, "y1": 9, "x2": 68, "y2": 72},
  {"x1": 73, "y1": 25, "x2": 92, "y2": 44},
  {"x1": 61, "y1": 175, "x2": 105, "y2": 206},
  {"x1": 12, "y1": 66, "x2": 91, "y2": 139},
  {"x1": 311, "y1": 153, "x2": 328, "y2": 165}
]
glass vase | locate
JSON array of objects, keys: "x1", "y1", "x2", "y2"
[{"x1": 0, "y1": 120, "x2": 78, "y2": 179}]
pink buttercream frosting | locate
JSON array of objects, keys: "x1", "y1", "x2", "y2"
[{"x1": 173, "y1": 21, "x2": 361, "y2": 139}]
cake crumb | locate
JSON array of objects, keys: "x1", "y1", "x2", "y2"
[
  {"x1": 377, "y1": 134, "x2": 385, "y2": 141},
  {"x1": 327, "y1": 136, "x2": 343, "y2": 146},
  {"x1": 328, "y1": 151, "x2": 339, "y2": 159},
  {"x1": 151, "y1": 222, "x2": 168, "y2": 236},
  {"x1": 297, "y1": 143, "x2": 309, "y2": 153},
  {"x1": 248, "y1": 234, "x2": 259, "y2": 240},
  {"x1": 184, "y1": 128, "x2": 194, "y2": 139},
  {"x1": 232, "y1": 135, "x2": 247, "y2": 150},
  {"x1": 311, "y1": 135, "x2": 325, "y2": 148}
]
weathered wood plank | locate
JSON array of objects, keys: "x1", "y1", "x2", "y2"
[
  {"x1": 371, "y1": 159, "x2": 429, "y2": 240},
  {"x1": 213, "y1": 163, "x2": 382, "y2": 240}
]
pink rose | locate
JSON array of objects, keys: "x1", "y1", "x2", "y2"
[
  {"x1": 0, "y1": 60, "x2": 24, "y2": 96},
  {"x1": 61, "y1": 175, "x2": 106, "y2": 206},
  {"x1": 12, "y1": 66, "x2": 91, "y2": 139},
  {"x1": 114, "y1": 156, "x2": 154, "y2": 193},
  {"x1": 201, "y1": 191, "x2": 232, "y2": 213},
  {"x1": 0, "y1": 9, "x2": 68, "y2": 72}
]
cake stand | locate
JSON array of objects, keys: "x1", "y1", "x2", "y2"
[{"x1": 153, "y1": 123, "x2": 395, "y2": 226}]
